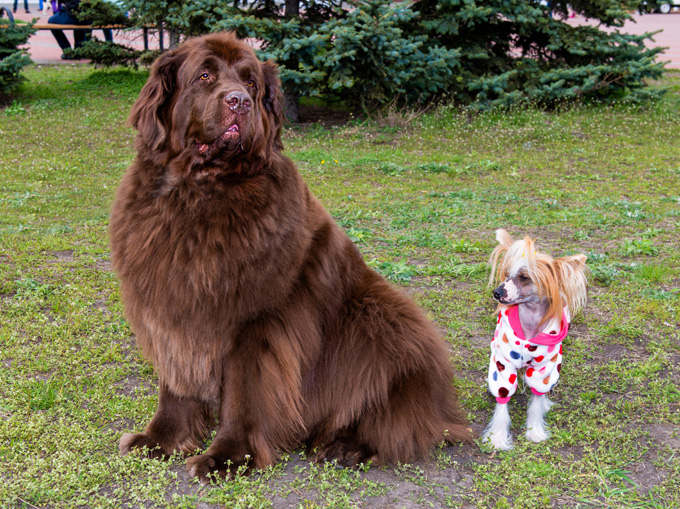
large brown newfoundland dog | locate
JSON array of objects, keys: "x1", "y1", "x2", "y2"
[{"x1": 110, "y1": 32, "x2": 471, "y2": 482}]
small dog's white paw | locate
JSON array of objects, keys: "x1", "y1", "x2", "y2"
[
  {"x1": 525, "y1": 426, "x2": 550, "y2": 443},
  {"x1": 483, "y1": 402, "x2": 514, "y2": 450},
  {"x1": 483, "y1": 431, "x2": 514, "y2": 450},
  {"x1": 525, "y1": 395, "x2": 553, "y2": 443}
]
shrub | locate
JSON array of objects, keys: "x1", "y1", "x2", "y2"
[
  {"x1": 216, "y1": 0, "x2": 461, "y2": 109},
  {"x1": 414, "y1": 0, "x2": 665, "y2": 109},
  {"x1": 317, "y1": 0, "x2": 460, "y2": 107},
  {"x1": 215, "y1": 0, "x2": 664, "y2": 110},
  {"x1": 66, "y1": 39, "x2": 142, "y2": 68},
  {"x1": 88, "y1": 0, "x2": 668, "y2": 113},
  {"x1": 0, "y1": 18, "x2": 35, "y2": 101},
  {"x1": 74, "y1": 0, "x2": 130, "y2": 27},
  {"x1": 65, "y1": 0, "x2": 135, "y2": 68}
]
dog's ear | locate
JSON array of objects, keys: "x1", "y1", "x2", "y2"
[
  {"x1": 488, "y1": 229, "x2": 514, "y2": 288},
  {"x1": 260, "y1": 59, "x2": 284, "y2": 149},
  {"x1": 555, "y1": 253, "x2": 589, "y2": 316},
  {"x1": 128, "y1": 50, "x2": 182, "y2": 151},
  {"x1": 560, "y1": 253, "x2": 587, "y2": 268},
  {"x1": 495, "y1": 229, "x2": 514, "y2": 248}
]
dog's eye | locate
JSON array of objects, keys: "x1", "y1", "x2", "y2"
[
  {"x1": 199, "y1": 73, "x2": 210, "y2": 81},
  {"x1": 246, "y1": 80, "x2": 255, "y2": 88},
  {"x1": 518, "y1": 274, "x2": 530, "y2": 282}
]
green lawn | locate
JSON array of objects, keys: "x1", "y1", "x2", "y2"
[{"x1": 1, "y1": 64, "x2": 679, "y2": 508}]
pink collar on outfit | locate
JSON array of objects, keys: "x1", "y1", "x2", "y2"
[{"x1": 505, "y1": 305, "x2": 569, "y2": 346}]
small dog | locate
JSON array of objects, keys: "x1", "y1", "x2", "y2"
[{"x1": 482, "y1": 229, "x2": 588, "y2": 450}]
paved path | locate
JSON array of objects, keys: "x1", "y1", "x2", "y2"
[
  {"x1": 567, "y1": 11, "x2": 680, "y2": 69},
  {"x1": 2, "y1": 2, "x2": 679, "y2": 68},
  {"x1": 1, "y1": 1, "x2": 162, "y2": 63}
]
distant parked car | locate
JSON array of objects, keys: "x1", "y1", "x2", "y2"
[{"x1": 653, "y1": 0, "x2": 679, "y2": 13}]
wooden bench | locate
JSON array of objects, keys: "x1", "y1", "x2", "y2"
[
  {"x1": 31, "y1": 23, "x2": 125, "y2": 30},
  {"x1": 0, "y1": 8, "x2": 164, "y2": 50},
  {"x1": 30, "y1": 24, "x2": 163, "y2": 50}
]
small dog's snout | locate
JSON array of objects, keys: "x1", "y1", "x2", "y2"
[
  {"x1": 225, "y1": 91, "x2": 251, "y2": 113},
  {"x1": 493, "y1": 286, "x2": 504, "y2": 301}
]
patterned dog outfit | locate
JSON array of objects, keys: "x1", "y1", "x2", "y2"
[{"x1": 487, "y1": 305, "x2": 570, "y2": 404}]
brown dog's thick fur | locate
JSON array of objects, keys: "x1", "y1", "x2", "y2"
[{"x1": 110, "y1": 32, "x2": 471, "y2": 482}]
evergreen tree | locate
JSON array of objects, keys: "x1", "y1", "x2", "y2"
[
  {"x1": 0, "y1": 15, "x2": 34, "y2": 101},
  {"x1": 69, "y1": 0, "x2": 666, "y2": 111},
  {"x1": 214, "y1": 0, "x2": 665, "y2": 109},
  {"x1": 413, "y1": 0, "x2": 665, "y2": 108}
]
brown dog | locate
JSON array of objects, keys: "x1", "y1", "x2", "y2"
[{"x1": 110, "y1": 32, "x2": 470, "y2": 482}]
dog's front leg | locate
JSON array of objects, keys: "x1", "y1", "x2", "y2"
[
  {"x1": 120, "y1": 381, "x2": 213, "y2": 459},
  {"x1": 185, "y1": 406, "x2": 256, "y2": 483},
  {"x1": 525, "y1": 394, "x2": 554, "y2": 443},
  {"x1": 482, "y1": 402, "x2": 514, "y2": 450},
  {"x1": 186, "y1": 315, "x2": 309, "y2": 483}
]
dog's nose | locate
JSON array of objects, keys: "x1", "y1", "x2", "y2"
[
  {"x1": 493, "y1": 287, "x2": 504, "y2": 300},
  {"x1": 225, "y1": 91, "x2": 251, "y2": 113}
]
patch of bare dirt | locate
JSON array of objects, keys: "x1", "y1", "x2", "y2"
[
  {"x1": 115, "y1": 370, "x2": 157, "y2": 399},
  {"x1": 296, "y1": 104, "x2": 357, "y2": 127},
  {"x1": 96, "y1": 259, "x2": 113, "y2": 271},
  {"x1": 45, "y1": 250, "x2": 75, "y2": 263}
]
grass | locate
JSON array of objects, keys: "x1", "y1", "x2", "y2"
[{"x1": 0, "y1": 63, "x2": 679, "y2": 508}]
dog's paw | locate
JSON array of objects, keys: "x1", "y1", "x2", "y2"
[
  {"x1": 119, "y1": 432, "x2": 167, "y2": 459},
  {"x1": 314, "y1": 439, "x2": 376, "y2": 468},
  {"x1": 186, "y1": 453, "x2": 252, "y2": 484},
  {"x1": 186, "y1": 453, "x2": 221, "y2": 484},
  {"x1": 482, "y1": 431, "x2": 514, "y2": 451},
  {"x1": 525, "y1": 426, "x2": 550, "y2": 443}
]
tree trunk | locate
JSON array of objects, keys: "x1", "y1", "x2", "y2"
[
  {"x1": 283, "y1": 91, "x2": 300, "y2": 124},
  {"x1": 283, "y1": 0, "x2": 300, "y2": 123},
  {"x1": 285, "y1": 0, "x2": 299, "y2": 17},
  {"x1": 169, "y1": 28, "x2": 180, "y2": 49}
]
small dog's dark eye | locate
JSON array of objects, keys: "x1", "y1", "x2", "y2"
[
  {"x1": 246, "y1": 80, "x2": 255, "y2": 88},
  {"x1": 199, "y1": 73, "x2": 210, "y2": 81}
]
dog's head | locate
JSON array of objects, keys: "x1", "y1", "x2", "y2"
[
  {"x1": 129, "y1": 32, "x2": 283, "y2": 169},
  {"x1": 488, "y1": 229, "x2": 588, "y2": 322}
]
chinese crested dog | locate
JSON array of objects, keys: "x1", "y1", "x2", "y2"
[{"x1": 483, "y1": 229, "x2": 588, "y2": 450}]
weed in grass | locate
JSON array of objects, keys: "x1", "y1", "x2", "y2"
[
  {"x1": 635, "y1": 264, "x2": 674, "y2": 283},
  {"x1": 660, "y1": 195, "x2": 680, "y2": 204},
  {"x1": 367, "y1": 259, "x2": 418, "y2": 282},
  {"x1": 2, "y1": 191, "x2": 36, "y2": 207},
  {"x1": 462, "y1": 159, "x2": 501, "y2": 174},
  {"x1": 377, "y1": 162, "x2": 407, "y2": 175},
  {"x1": 23, "y1": 377, "x2": 65, "y2": 411},
  {"x1": 587, "y1": 252, "x2": 608, "y2": 264},
  {"x1": 616, "y1": 200, "x2": 647, "y2": 221},
  {"x1": 413, "y1": 162, "x2": 450, "y2": 173},
  {"x1": 451, "y1": 238, "x2": 481, "y2": 253},
  {"x1": 642, "y1": 288, "x2": 680, "y2": 301},
  {"x1": 590, "y1": 265, "x2": 621, "y2": 286},
  {"x1": 345, "y1": 227, "x2": 373, "y2": 244},
  {"x1": 573, "y1": 230, "x2": 591, "y2": 241},
  {"x1": 619, "y1": 238, "x2": 659, "y2": 257},
  {"x1": 586, "y1": 252, "x2": 625, "y2": 286},
  {"x1": 638, "y1": 228, "x2": 664, "y2": 238},
  {"x1": 600, "y1": 313, "x2": 644, "y2": 342},
  {"x1": 577, "y1": 459, "x2": 639, "y2": 506},
  {"x1": 14, "y1": 278, "x2": 54, "y2": 299},
  {"x1": 422, "y1": 260, "x2": 487, "y2": 279},
  {"x1": 2, "y1": 100, "x2": 27, "y2": 116},
  {"x1": 290, "y1": 458, "x2": 386, "y2": 507}
]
